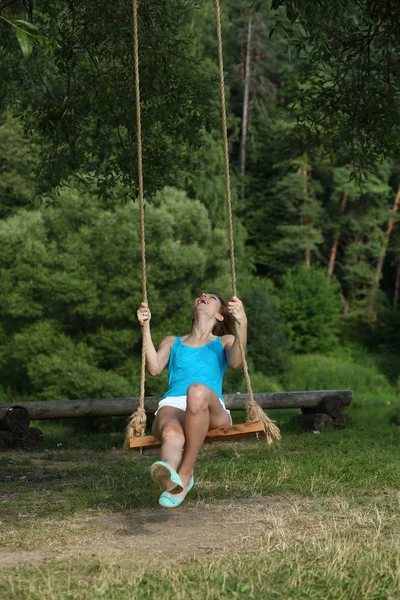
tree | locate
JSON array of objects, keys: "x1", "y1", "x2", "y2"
[
  {"x1": 367, "y1": 185, "x2": 400, "y2": 321},
  {"x1": 0, "y1": 112, "x2": 36, "y2": 218},
  {"x1": 340, "y1": 164, "x2": 393, "y2": 318},
  {"x1": 265, "y1": 0, "x2": 400, "y2": 170},
  {"x1": 0, "y1": 0, "x2": 217, "y2": 197},
  {"x1": 325, "y1": 167, "x2": 362, "y2": 280},
  {"x1": 0, "y1": 186, "x2": 240, "y2": 399},
  {"x1": 242, "y1": 280, "x2": 291, "y2": 375}
]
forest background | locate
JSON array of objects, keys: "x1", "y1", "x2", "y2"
[{"x1": 0, "y1": 0, "x2": 399, "y2": 411}]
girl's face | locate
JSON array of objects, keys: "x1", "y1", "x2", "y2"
[{"x1": 193, "y1": 293, "x2": 222, "y2": 319}]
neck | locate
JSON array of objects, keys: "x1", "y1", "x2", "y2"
[{"x1": 189, "y1": 315, "x2": 215, "y2": 340}]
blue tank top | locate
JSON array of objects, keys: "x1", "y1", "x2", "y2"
[{"x1": 162, "y1": 336, "x2": 228, "y2": 401}]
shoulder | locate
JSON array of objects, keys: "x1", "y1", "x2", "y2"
[
  {"x1": 158, "y1": 335, "x2": 177, "y2": 349},
  {"x1": 220, "y1": 334, "x2": 235, "y2": 349}
]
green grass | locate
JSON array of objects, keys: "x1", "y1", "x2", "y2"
[{"x1": 0, "y1": 402, "x2": 399, "y2": 599}]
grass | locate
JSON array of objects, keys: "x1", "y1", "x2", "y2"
[{"x1": 0, "y1": 400, "x2": 399, "y2": 599}]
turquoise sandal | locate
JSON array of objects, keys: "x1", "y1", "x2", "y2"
[
  {"x1": 150, "y1": 461, "x2": 183, "y2": 493},
  {"x1": 159, "y1": 476, "x2": 194, "y2": 508}
]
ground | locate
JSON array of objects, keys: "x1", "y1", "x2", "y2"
[{"x1": 0, "y1": 412, "x2": 399, "y2": 599}]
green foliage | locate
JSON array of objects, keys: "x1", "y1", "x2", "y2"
[
  {"x1": 242, "y1": 280, "x2": 291, "y2": 376},
  {"x1": 280, "y1": 266, "x2": 341, "y2": 353},
  {"x1": 2, "y1": 0, "x2": 400, "y2": 400},
  {"x1": 0, "y1": 113, "x2": 37, "y2": 217},
  {"x1": 339, "y1": 166, "x2": 393, "y2": 316},
  {"x1": 1, "y1": 1, "x2": 217, "y2": 197},
  {"x1": 239, "y1": 370, "x2": 283, "y2": 393},
  {"x1": 272, "y1": 163, "x2": 323, "y2": 266},
  {"x1": 270, "y1": 1, "x2": 400, "y2": 170},
  {"x1": 283, "y1": 354, "x2": 395, "y2": 399},
  {"x1": 389, "y1": 405, "x2": 400, "y2": 426},
  {"x1": 0, "y1": 186, "x2": 239, "y2": 400}
]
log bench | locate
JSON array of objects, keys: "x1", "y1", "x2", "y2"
[{"x1": 0, "y1": 390, "x2": 352, "y2": 450}]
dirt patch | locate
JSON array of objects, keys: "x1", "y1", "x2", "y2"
[
  {"x1": 2, "y1": 492, "x2": 397, "y2": 571},
  {"x1": 93, "y1": 495, "x2": 306, "y2": 559},
  {"x1": 0, "y1": 549, "x2": 53, "y2": 569},
  {"x1": 0, "y1": 495, "x2": 317, "y2": 569}
]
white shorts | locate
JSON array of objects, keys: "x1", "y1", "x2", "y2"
[{"x1": 155, "y1": 395, "x2": 232, "y2": 424}]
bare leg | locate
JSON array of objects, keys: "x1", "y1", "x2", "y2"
[
  {"x1": 175, "y1": 384, "x2": 231, "y2": 497},
  {"x1": 152, "y1": 407, "x2": 185, "y2": 472}
]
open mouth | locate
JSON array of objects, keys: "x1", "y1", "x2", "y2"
[{"x1": 197, "y1": 297, "x2": 208, "y2": 305}]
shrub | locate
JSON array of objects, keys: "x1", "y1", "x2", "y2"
[
  {"x1": 242, "y1": 280, "x2": 291, "y2": 377},
  {"x1": 280, "y1": 266, "x2": 341, "y2": 354},
  {"x1": 389, "y1": 406, "x2": 400, "y2": 426},
  {"x1": 283, "y1": 354, "x2": 395, "y2": 399}
]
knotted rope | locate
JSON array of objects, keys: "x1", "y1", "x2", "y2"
[
  {"x1": 124, "y1": 0, "x2": 147, "y2": 448},
  {"x1": 215, "y1": 0, "x2": 280, "y2": 444}
]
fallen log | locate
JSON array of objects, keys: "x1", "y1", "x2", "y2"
[
  {"x1": 12, "y1": 427, "x2": 44, "y2": 451},
  {"x1": 301, "y1": 394, "x2": 346, "y2": 418},
  {"x1": 333, "y1": 414, "x2": 354, "y2": 427},
  {"x1": 297, "y1": 413, "x2": 334, "y2": 432},
  {"x1": 0, "y1": 430, "x2": 11, "y2": 447},
  {"x1": 0, "y1": 390, "x2": 352, "y2": 420},
  {"x1": 0, "y1": 406, "x2": 30, "y2": 431}
]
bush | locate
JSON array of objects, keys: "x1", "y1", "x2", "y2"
[
  {"x1": 223, "y1": 366, "x2": 283, "y2": 395},
  {"x1": 280, "y1": 266, "x2": 341, "y2": 354},
  {"x1": 238, "y1": 371, "x2": 283, "y2": 394},
  {"x1": 389, "y1": 406, "x2": 400, "y2": 426},
  {"x1": 0, "y1": 187, "x2": 238, "y2": 401},
  {"x1": 242, "y1": 280, "x2": 291, "y2": 377},
  {"x1": 283, "y1": 354, "x2": 395, "y2": 399}
]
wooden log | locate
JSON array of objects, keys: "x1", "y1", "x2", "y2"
[
  {"x1": 128, "y1": 421, "x2": 265, "y2": 449},
  {"x1": 301, "y1": 394, "x2": 345, "y2": 418},
  {"x1": 0, "y1": 390, "x2": 352, "y2": 420},
  {"x1": 0, "y1": 406, "x2": 30, "y2": 431},
  {"x1": 13, "y1": 427, "x2": 44, "y2": 451},
  {"x1": 333, "y1": 414, "x2": 354, "y2": 427},
  {"x1": 0, "y1": 430, "x2": 11, "y2": 448},
  {"x1": 297, "y1": 413, "x2": 334, "y2": 432}
]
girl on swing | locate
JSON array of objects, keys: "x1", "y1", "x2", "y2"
[{"x1": 137, "y1": 292, "x2": 247, "y2": 508}]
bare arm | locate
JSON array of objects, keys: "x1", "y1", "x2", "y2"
[
  {"x1": 223, "y1": 296, "x2": 248, "y2": 369},
  {"x1": 137, "y1": 302, "x2": 175, "y2": 376}
]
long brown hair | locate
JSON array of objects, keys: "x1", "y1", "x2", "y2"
[{"x1": 212, "y1": 296, "x2": 235, "y2": 337}]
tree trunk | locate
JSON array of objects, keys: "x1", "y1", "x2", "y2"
[
  {"x1": 368, "y1": 185, "x2": 400, "y2": 321},
  {"x1": 328, "y1": 192, "x2": 349, "y2": 278},
  {"x1": 394, "y1": 261, "x2": 400, "y2": 310},
  {"x1": 238, "y1": 15, "x2": 252, "y2": 185}
]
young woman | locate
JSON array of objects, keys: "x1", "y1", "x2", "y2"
[{"x1": 137, "y1": 292, "x2": 247, "y2": 508}]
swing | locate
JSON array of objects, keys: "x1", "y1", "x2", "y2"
[{"x1": 124, "y1": 0, "x2": 281, "y2": 450}]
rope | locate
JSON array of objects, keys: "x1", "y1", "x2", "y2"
[
  {"x1": 215, "y1": 0, "x2": 280, "y2": 444},
  {"x1": 124, "y1": 0, "x2": 280, "y2": 446},
  {"x1": 124, "y1": 0, "x2": 147, "y2": 445}
]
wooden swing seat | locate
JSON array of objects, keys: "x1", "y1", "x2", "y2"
[{"x1": 128, "y1": 421, "x2": 265, "y2": 449}]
